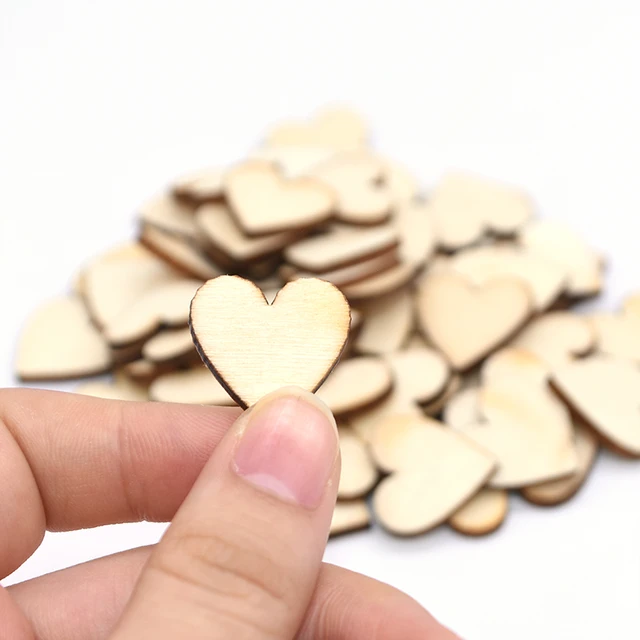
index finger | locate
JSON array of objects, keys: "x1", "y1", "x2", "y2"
[{"x1": 0, "y1": 388, "x2": 240, "y2": 578}]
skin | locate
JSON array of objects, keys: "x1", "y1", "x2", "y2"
[{"x1": 0, "y1": 388, "x2": 459, "y2": 639}]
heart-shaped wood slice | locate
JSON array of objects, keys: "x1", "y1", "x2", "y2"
[
  {"x1": 337, "y1": 427, "x2": 378, "y2": 499},
  {"x1": 142, "y1": 327, "x2": 196, "y2": 364},
  {"x1": 552, "y1": 355, "x2": 640, "y2": 457},
  {"x1": 330, "y1": 500, "x2": 371, "y2": 537},
  {"x1": 417, "y1": 271, "x2": 533, "y2": 371},
  {"x1": 172, "y1": 166, "x2": 224, "y2": 203},
  {"x1": 189, "y1": 276, "x2": 351, "y2": 408},
  {"x1": 16, "y1": 296, "x2": 112, "y2": 381},
  {"x1": 224, "y1": 160, "x2": 335, "y2": 236},
  {"x1": 371, "y1": 415, "x2": 496, "y2": 536},
  {"x1": 449, "y1": 489, "x2": 508, "y2": 536},
  {"x1": 590, "y1": 312, "x2": 640, "y2": 363},
  {"x1": 149, "y1": 366, "x2": 237, "y2": 406},
  {"x1": 139, "y1": 193, "x2": 198, "y2": 240},
  {"x1": 521, "y1": 421, "x2": 598, "y2": 506}
]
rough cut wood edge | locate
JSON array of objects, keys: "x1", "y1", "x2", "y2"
[{"x1": 189, "y1": 275, "x2": 352, "y2": 409}]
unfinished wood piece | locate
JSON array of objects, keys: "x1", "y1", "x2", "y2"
[
  {"x1": 590, "y1": 313, "x2": 640, "y2": 363},
  {"x1": 316, "y1": 357, "x2": 393, "y2": 415},
  {"x1": 285, "y1": 224, "x2": 398, "y2": 273},
  {"x1": 449, "y1": 489, "x2": 508, "y2": 536},
  {"x1": 119, "y1": 359, "x2": 170, "y2": 386},
  {"x1": 449, "y1": 245, "x2": 566, "y2": 311},
  {"x1": 313, "y1": 151, "x2": 392, "y2": 225},
  {"x1": 416, "y1": 271, "x2": 533, "y2": 371},
  {"x1": 84, "y1": 251, "x2": 181, "y2": 330},
  {"x1": 394, "y1": 201, "x2": 437, "y2": 267},
  {"x1": 265, "y1": 107, "x2": 368, "y2": 150},
  {"x1": 521, "y1": 422, "x2": 598, "y2": 506},
  {"x1": 372, "y1": 416, "x2": 496, "y2": 536},
  {"x1": 354, "y1": 288, "x2": 414, "y2": 355},
  {"x1": 140, "y1": 224, "x2": 221, "y2": 281},
  {"x1": 16, "y1": 297, "x2": 112, "y2": 381},
  {"x1": 454, "y1": 378, "x2": 578, "y2": 488},
  {"x1": 139, "y1": 193, "x2": 198, "y2": 239},
  {"x1": 106, "y1": 279, "x2": 203, "y2": 347},
  {"x1": 149, "y1": 366, "x2": 237, "y2": 405},
  {"x1": 519, "y1": 220, "x2": 603, "y2": 298},
  {"x1": 75, "y1": 377, "x2": 149, "y2": 402},
  {"x1": 482, "y1": 347, "x2": 550, "y2": 386},
  {"x1": 428, "y1": 172, "x2": 533, "y2": 250},
  {"x1": 224, "y1": 160, "x2": 334, "y2": 236},
  {"x1": 196, "y1": 203, "x2": 301, "y2": 263},
  {"x1": 552, "y1": 355, "x2": 640, "y2": 457},
  {"x1": 189, "y1": 276, "x2": 351, "y2": 408},
  {"x1": 249, "y1": 147, "x2": 337, "y2": 177},
  {"x1": 330, "y1": 500, "x2": 371, "y2": 537},
  {"x1": 284, "y1": 249, "x2": 399, "y2": 289},
  {"x1": 348, "y1": 396, "x2": 424, "y2": 444},
  {"x1": 142, "y1": 327, "x2": 195, "y2": 364},
  {"x1": 337, "y1": 428, "x2": 378, "y2": 499},
  {"x1": 511, "y1": 312, "x2": 595, "y2": 369},
  {"x1": 422, "y1": 374, "x2": 462, "y2": 416},
  {"x1": 341, "y1": 262, "x2": 417, "y2": 301},
  {"x1": 172, "y1": 167, "x2": 224, "y2": 203}
]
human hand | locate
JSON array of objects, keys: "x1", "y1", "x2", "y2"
[{"x1": 0, "y1": 386, "x2": 459, "y2": 639}]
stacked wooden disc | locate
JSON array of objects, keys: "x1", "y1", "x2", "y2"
[{"x1": 15, "y1": 107, "x2": 640, "y2": 538}]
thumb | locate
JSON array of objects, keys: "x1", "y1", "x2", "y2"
[{"x1": 110, "y1": 386, "x2": 340, "y2": 640}]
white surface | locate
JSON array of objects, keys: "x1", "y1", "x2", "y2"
[{"x1": 1, "y1": 1, "x2": 640, "y2": 638}]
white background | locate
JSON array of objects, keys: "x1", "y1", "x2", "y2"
[{"x1": 1, "y1": 1, "x2": 640, "y2": 638}]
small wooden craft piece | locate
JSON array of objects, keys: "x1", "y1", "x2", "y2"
[
  {"x1": 416, "y1": 271, "x2": 533, "y2": 371},
  {"x1": 265, "y1": 107, "x2": 368, "y2": 150},
  {"x1": 428, "y1": 172, "x2": 533, "y2": 250},
  {"x1": 84, "y1": 251, "x2": 181, "y2": 330},
  {"x1": 590, "y1": 312, "x2": 640, "y2": 363},
  {"x1": 105, "y1": 279, "x2": 203, "y2": 347},
  {"x1": 354, "y1": 288, "x2": 414, "y2": 355},
  {"x1": 511, "y1": 312, "x2": 595, "y2": 369},
  {"x1": 371, "y1": 415, "x2": 496, "y2": 536},
  {"x1": 422, "y1": 374, "x2": 462, "y2": 417},
  {"x1": 316, "y1": 357, "x2": 392, "y2": 415},
  {"x1": 149, "y1": 366, "x2": 237, "y2": 406},
  {"x1": 139, "y1": 193, "x2": 198, "y2": 239},
  {"x1": 284, "y1": 224, "x2": 398, "y2": 273},
  {"x1": 443, "y1": 386, "x2": 481, "y2": 428},
  {"x1": 142, "y1": 327, "x2": 195, "y2": 364},
  {"x1": 449, "y1": 489, "x2": 508, "y2": 536},
  {"x1": 330, "y1": 500, "x2": 371, "y2": 537},
  {"x1": 552, "y1": 355, "x2": 640, "y2": 457},
  {"x1": 281, "y1": 247, "x2": 398, "y2": 288},
  {"x1": 196, "y1": 203, "x2": 301, "y2": 264},
  {"x1": 341, "y1": 262, "x2": 416, "y2": 301},
  {"x1": 454, "y1": 376, "x2": 578, "y2": 488},
  {"x1": 519, "y1": 219, "x2": 603, "y2": 298},
  {"x1": 382, "y1": 159, "x2": 419, "y2": 203},
  {"x1": 17, "y1": 297, "x2": 112, "y2": 381},
  {"x1": 622, "y1": 292, "x2": 640, "y2": 318},
  {"x1": 313, "y1": 151, "x2": 392, "y2": 225},
  {"x1": 337, "y1": 428, "x2": 378, "y2": 499},
  {"x1": 189, "y1": 276, "x2": 351, "y2": 408},
  {"x1": 521, "y1": 422, "x2": 599, "y2": 506},
  {"x1": 75, "y1": 377, "x2": 149, "y2": 402},
  {"x1": 140, "y1": 224, "x2": 221, "y2": 281},
  {"x1": 172, "y1": 167, "x2": 224, "y2": 203},
  {"x1": 448, "y1": 244, "x2": 566, "y2": 311},
  {"x1": 224, "y1": 160, "x2": 334, "y2": 236}
]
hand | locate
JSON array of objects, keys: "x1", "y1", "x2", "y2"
[{"x1": 0, "y1": 387, "x2": 458, "y2": 639}]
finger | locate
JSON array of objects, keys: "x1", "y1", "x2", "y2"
[
  {"x1": 111, "y1": 387, "x2": 340, "y2": 639},
  {"x1": 0, "y1": 388, "x2": 239, "y2": 577},
  {"x1": 0, "y1": 586, "x2": 33, "y2": 640},
  {"x1": 10, "y1": 548, "x2": 459, "y2": 640}
]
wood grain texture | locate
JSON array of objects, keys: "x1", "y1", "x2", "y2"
[
  {"x1": 449, "y1": 489, "x2": 508, "y2": 536},
  {"x1": 189, "y1": 275, "x2": 351, "y2": 408}
]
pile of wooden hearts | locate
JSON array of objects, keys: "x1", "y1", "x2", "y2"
[{"x1": 15, "y1": 107, "x2": 640, "y2": 538}]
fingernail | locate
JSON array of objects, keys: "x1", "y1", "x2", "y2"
[{"x1": 231, "y1": 386, "x2": 338, "y2": 509}]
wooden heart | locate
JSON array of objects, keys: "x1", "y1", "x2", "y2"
[
  {"x1": 224, "y1": 160, "x2": 334, "y2": 236},
  {"x1": 189, "y1": 275, "x2": 351, "y2": 408},
  {"x1": 416, "y1": 271, "x2": 533, "y2": 371}
]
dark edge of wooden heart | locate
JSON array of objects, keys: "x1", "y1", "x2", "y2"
[{"x1": 188, "y1": 275, "x2": 352, "y2": 410}]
